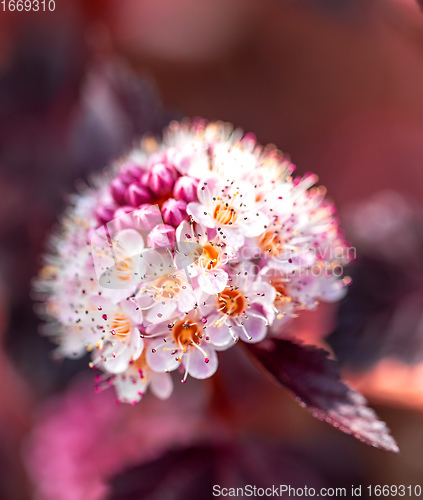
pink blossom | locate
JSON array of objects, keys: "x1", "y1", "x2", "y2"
[
  {"x1": 161, "y1": 198, "x2": 188, "y2": 226},
  {"x1": 173, "y1": 176, "x2": 199, "y2": 203},
  {"x1": 147, "y1": 162, "x2": 178, "y2": 196},
  {"x1": 34, "y1": 119, "x2": 349, "y2": 404},
  {"x1": 124, "y1": 182, "x2": 151, "y2": 207}
]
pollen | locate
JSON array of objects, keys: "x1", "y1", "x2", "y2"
[
  {"x1": 172, "y1": 320, "x2": 202, "y2": 347},
  {"x1": 213, "y1": 203, "x2": 237, "y2": 225},
  {"x1": 197, "y1": 244, "x2": 220, "y2": 270},
  {"x1": 257, "y1": 230, "x2": 284, "y2": 257},
  {"x1": 111, "y1": 312, "x2": 131, "y2": 337},
  {"x1": 217, "y1": 288, "x2": 246, "y2": 317}
]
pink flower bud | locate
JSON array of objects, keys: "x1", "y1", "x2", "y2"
[
  {"x1": 173, "y1": 176, "x2": 199, "y2": 203},
  {"x1": 114, "y1": 205, "x2": 134, "y2": 217},
  {"x1": 133, "y1": 204, "x2": 163, "y2": 231},
  {"x1": 147, "y1": 224, "x2": 176, "y2": 250},
  {"x1": 140, "y1": 170, "x2": 149, "y2": 185},
  {"x1": 110, "y1": 177, "x2": 129, "y2": 205},
  {"x1": 119, "y1": 162, "x2": 143, "y2": 184},
  {"x1": 124, "y1": 182, "x2": 151, "y2": 207},
  {"x1": 147, "y1": 162, "x2": 177, "y2": 196},
  {"x1": 161, "y1": 198, "x2": 188, "y2": 227},
  {"x1": 95, "y1": 203, "x2": 117, "y2": 226},
  {"x1": 112, "y1": 206, "x2": 135, "y2": 231}
]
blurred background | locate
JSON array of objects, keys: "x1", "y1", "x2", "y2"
[{"x1": 2, "y1": 0, "x2": 423, "y2": 498}]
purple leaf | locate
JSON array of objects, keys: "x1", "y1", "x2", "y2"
[
  {"x1": 108, "y1": 440, "x2": 326, "y2": 500},
  {"x1": 246, "y1": 339, "x2": 399, "y2": 453}
]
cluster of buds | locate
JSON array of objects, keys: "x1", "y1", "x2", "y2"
[{"x1": 35, "y1": 119, "x2": 350, "y2": 404}]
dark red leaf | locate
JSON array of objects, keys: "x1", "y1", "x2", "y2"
[
  {"x1": 108, "y1": 440, "x2": 327, "y2": 500},
  {"x1": 246, "y1": 339, "x2": 399, "y2": 453}
]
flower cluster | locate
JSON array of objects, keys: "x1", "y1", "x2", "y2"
[{"x1": 35, "y1": 119, "x2": 350, "y2": 404}]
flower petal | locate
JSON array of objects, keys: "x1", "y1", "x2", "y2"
[
  {"x1": 205, "y1": 313, "x2": 236, "y2": 350},
  {"x1": 149, "y1": 372, "x2": 173, "y2": 400},
  {"x1": 249, "y1": 282, "x2": 276, "y2": 308},
  {"x1": 114, "y1": 228, "x2": 145, "y2": 259},
  {"x1": 186, "y1": 343, "x2": 218, "y2": 379},
  {"x1": 177, "y1": 287, "x2": 197, "y2": 313},
  {"x1": 186, "y1": 202, "x2": 215, "y2": 228},
  {"x1": 221, "y1": 227, "x2": 245, "y2": 249},
  {"x1": 196, "y1": 177, "x2": 221, "y2": 206},
  {"x1": 243, "y1": 211, "x2": 269, "y2": 237},
  {"x1": 129, "y1": 327, "x2": 144, "y2": 360},
  {"x1": 146, "y1": 338, "x2": 180, "y2": 373},
  {"x1": 236, "y1": 310, "x2": 268, "y2": 343},
  {"x1": 114, "y1": 371, "x2": 147, "y2": 404},
  {"x1": 175, "y1": 220, "x2": 193, "y2": 242},
  {"x1": 198, "y1": 269, "x2": 228, "y2": 295},
  {"x1": 145, "y1": 301, "x2": 177, "y2": 324},
  {"x1": 102, "y1": 344, "x2": 132, "y2": 373},
  {"x1": 120, "y1": 298, "x2": 143, "y2": 325}
]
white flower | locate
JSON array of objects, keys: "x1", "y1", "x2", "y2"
[
  {"x1": 88, "y1": 295, "x2": 144, "y2": 374},
  {"x1": 111, "y1": 350, "x2": 173, "y2": 404},
  {"x1": 285, "y1": 267, "x2": 348, "y2": 308},
  {"x1": 92, "y1": 228, "x2": 147, "y2": 302},
  {"x1": 145, "y1": 309, "x2": 219, "y2": 382},
  {"x1": 187, "y1": 177, "x2": 269, "y2": 249},
  {"x1": 203, "y1": 262, "x2": 276, "y2": 347},
  {"x1": 135, "y1": 266, "x2": 201, "y2": 325},
  {"x1": 175, "y1": 220, "x2": 235, "y2": 295}
]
